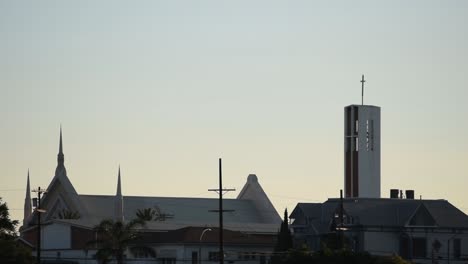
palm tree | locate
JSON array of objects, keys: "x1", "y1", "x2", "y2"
[
  {"x1": 136, "y1": 206, "x2": 172, "y2": 222},
  {"x1": 90, "y1": 218, "x2": 154, "y2": 264},
  {"x1": 135, "y1": 208, "x2": 156, "y2": 221},
  {"x1": 57, "y1": 209, "x2": 80, "y2": 219}
]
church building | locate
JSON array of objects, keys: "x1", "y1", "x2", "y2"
[
  {"x1": 20, "y1": 129, "x2": 281, "y2": 264},
  {"x1": 291, "y1": 77, "x2": 468, "y2": 263}
]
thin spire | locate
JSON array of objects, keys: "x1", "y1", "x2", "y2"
[
  {"x1": 115, "y1": 166, "x2": 124, "y2": 222},
  {"x1": 55, "y1": 126, "x2": 67, "y2": 176},
  {"x1": 116, "y1": 165, "x2": 122, "y2": 196},
  {"x1": 59, "y1": 124, "x2": 63, "y2": 155},
  {"x1": 23, "y1": 170, "x2": 32, "y2": 226}
]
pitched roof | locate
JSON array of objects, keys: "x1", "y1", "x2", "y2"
[
  {"x1": 291, "y1": 198, "x2": 468, "y2": 233},
  {"x1": 77, "y1": 194, "x2": 279, "y2": 233}
]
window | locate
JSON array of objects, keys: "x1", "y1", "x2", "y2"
[
  {"x1": 454, "y1": 239, "x2": 461, "y2": 259},
  {"x1": 209, "y1": 252, "x2": 219, "y2": 261},
  {"x1": 192, "y1": 251, "x2": 198, "y2": 264},
  {"x1": 159, "y1": 258, "x2": 176, "y2": 264},
  {"x1": 412, "y1": 238, "x2": 427, "y2": 258},
  {"x1": 370, "y1": 120, "x2": 374, "y2": 151},
  {"x1": 251, "y1": 252, "x2": 256, "y2": 260},
  {"x1": 366, "y1": 120, "x2": 369, "y2": 151}
]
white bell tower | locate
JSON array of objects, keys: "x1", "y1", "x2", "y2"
[{"x1": 344, "y1": 75, "x2": 381, "y2": 198}]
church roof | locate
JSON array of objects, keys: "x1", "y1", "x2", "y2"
[
  {"x1": 22, "y1": 129, "x2": 281, "y2": 234},
  {"x1": 79, "y1": 194, "x2": 274, "y2": 226}
]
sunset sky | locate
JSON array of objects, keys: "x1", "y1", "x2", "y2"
[{"x1": 1, "y1": 1, "x2": 468, "y2": 223}]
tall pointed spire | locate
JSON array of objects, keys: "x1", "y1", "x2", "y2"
[
  {"x1": 55, "y1": 125, "x2": 67, "y2": 176},
  {"x1": 114, "y1": 166, "x2": 124, "y2": 222},
  {"x1": 59, "y1": 125, "x2": 63, "y2": 156},
  {"x1": 117, "y1": 166, "x2": 122, "y2": 196},
  {"x1": 23, "y1": 170, "x2": 32, "y2": 226}
]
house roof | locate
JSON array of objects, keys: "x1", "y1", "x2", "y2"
[{"x1": 291, "y1": 198, "x2": 468, "y2": 233}]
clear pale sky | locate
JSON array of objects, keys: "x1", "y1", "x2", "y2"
[{"x1": 1, "y1": 1, "x2": 468, "y2": 223}]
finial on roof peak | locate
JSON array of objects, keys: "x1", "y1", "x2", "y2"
[{"x1": 247, "y1": 174, "x2": 258, "y2": 183}]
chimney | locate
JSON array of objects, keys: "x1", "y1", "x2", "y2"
[
  {"x1": 390, "y1": 189, "x2": 399, "y2": 199},
  {"x1": 405, "y1": 190, "x2": 414, "y2": 200}
]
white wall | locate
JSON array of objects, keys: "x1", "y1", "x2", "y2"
[
  {"x1": 42, "y1": 222, "x2": 71, "y2": 249},
  {"x1": 364, "y1": 231, "x2": 399, "y2": 256}
]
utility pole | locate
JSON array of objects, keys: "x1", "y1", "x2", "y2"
[
  {"x1": 32, "y1": 187, "x2": 47, "y2": 264},
  {"x1": 339, "y1": 189, "x2": 344, "y2": 250},
  {"x1": 208, "y1": 158, "x2": 235, "y2": 264}
]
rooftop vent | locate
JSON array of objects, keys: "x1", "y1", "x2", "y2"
[
  {"x1": 390, "y1": 189, "x2": 399, "y2": 199},
  {"x1": 406, "y1": 190, "x2": 415, "y2": 199}
]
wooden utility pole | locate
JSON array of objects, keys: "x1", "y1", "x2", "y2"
[
  {"x1": 208, "y1": 158, "x2": 235, "y2": 264},
  {"x1": 32, "y1": 187, "x2": 46, "y2": 264}
]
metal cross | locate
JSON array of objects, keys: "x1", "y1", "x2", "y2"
[{"x1": 361, "y1": 74, "x2": 366, "y2": 105}]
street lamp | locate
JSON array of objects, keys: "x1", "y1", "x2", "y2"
[{"x1": 199, "y1": 228, "x2": 212, "y2": 264}]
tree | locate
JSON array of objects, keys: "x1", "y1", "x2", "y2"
[
  {"x1": 57, "y1": 209, "x2": 80, "y2": 220},
  {"x1": 272, "y1": 209, "x2": 293, "y2": 264},
  {"x1": 276, "y1": 208, "x2": 293, "y2": 251},
  {"x1": 90, "y1": 218, "x2": 155, "y2": 264},
  {"x1": 135, "y1": 208, "x2": 156, "y2": 221},
  {"x1": 136, "y1": 206, "x2": 171, "y2": 222},
  {"x1": 0, "y1": 197, "x2": 33, "y2": 264},
  {"x1": 0, "y1": 197, "x2": 19, "y2": 238}
]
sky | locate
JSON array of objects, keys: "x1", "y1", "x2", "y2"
[{"x1": 1, "y1": 1, "x2": 468, "y2": 224}]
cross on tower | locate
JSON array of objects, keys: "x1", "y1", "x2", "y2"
[{"x1": 361, "y1": 74, "x2": 366, "y2": 105}]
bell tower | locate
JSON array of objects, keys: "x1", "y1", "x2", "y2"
[{"x1": 344, "y1": 75, "x2": 381, "y2": 198}]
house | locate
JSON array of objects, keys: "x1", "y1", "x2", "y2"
[
  {"x1": 20, "y1": 129, "x2": 281, "y2": 264},
  {"x1": 290, "y1": 197, "x2": 468, "y2": 264}
]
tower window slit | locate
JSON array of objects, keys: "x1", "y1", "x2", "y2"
[
  {"x1": 366, "y1": 120, "x2": 369, "y2": 151},
  {"x1": 370, "y1": 120, "x2": 374, "y2": 151}
]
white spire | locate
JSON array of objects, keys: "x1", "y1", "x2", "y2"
[
  {"x1": 23, "y1": 170, "x2": 32, "y2": 226},
  {"x1": 114, "y1": 166, "x2": 124, "y2": 222}
]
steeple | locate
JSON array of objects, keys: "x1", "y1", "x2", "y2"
[
  {"x1": 55, "y1": 126, "x2": 67, "y2": 176},
  {"x1": 23, "y1": 170, "x2": 32, "y2": 226},
  {"x1": 117, "y1": 166, "x2": 122, "y2": 196},
  {"x1": 114, "y1": 166, "x2": 124, "y2": 222}
]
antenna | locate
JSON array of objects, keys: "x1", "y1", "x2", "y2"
[{"x1": 361, "y1": 74, "x2": 366, "y2": 105}]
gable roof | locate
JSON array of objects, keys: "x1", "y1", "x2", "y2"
[
  {"x1": 291, "y1": 198, "x2": 468, "y2": 233},
  {"x1": 80, "y1": 194, "x2": 270, "y2": 224}
]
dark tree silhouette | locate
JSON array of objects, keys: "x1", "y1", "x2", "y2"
[
  {"x1": 0, "y1": 197, "x2": 18, "y2": 238},
  {"x1": 57, "y1": 209, "x2": 80, "y2": 220},
  {"x1": 276, "y1": 208, "x2": 293, "y2": 251},
  {"x1": 0, "y1": 197, "x2": 33, "y2": 264},
  {"x1": 90, "y1": 219, "x2": 155, "y2": 264},
  {"x1": 272, "y1": 208, "x2": 293, "y2": 264},
  {"x1": 135, "y1": 208, "x2": 156, "y2": 221}
]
